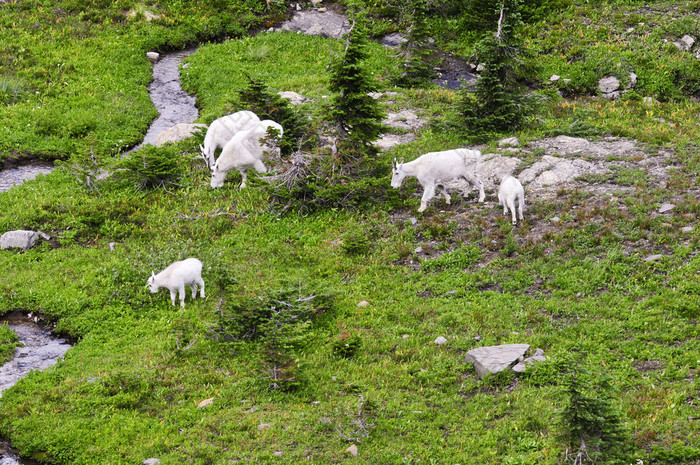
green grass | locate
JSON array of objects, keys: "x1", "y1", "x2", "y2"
[{"x1": 1, "y1": 0, "x2": 700, "y2": 464}]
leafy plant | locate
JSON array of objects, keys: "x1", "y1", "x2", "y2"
[{"x1": 0, "y1": 323, "x2": 21, "y2": 365}]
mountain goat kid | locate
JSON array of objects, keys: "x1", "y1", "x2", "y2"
[
  {"x1": 147, "y1": 258, "x2": 205, "y2": 308},
  {"x1": 497, "y1": 175, "x2": 525, "y2": 225},
  {"x1": 391, "y1": 148, "x2": 485, "y2": 212},
  {"x1": 200, "y1": 110, "x2": 261, "y2": 169},
  {"x1": 210, "y1": 120, "x2": 284, "y2": 189}
]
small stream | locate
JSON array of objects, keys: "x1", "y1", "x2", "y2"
[
  {"x1": 0, "y1": 49, "x2": 199, "y2": 464},
  {"x1": 0, "y1": 313, "x2": 71, "y2": 464}
]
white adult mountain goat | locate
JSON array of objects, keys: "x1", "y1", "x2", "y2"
[
  {"x1": 497, "y1": 175, "x2": 525, "y2": 225},
  {"x1": 391, "y1": 148, "x2": 486, "y2": 212},
  {"x1": 200, "y1": 110, "x2": 261, "y2": 168},
  {"x1": 147, "y1": 258, "x2": 205, "y2": 308},
  {"x1": 210, "y1": 119, "x2": 284, "y2": 189}
]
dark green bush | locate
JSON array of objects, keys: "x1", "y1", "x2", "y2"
[{"x1": 118, "y1": 144, "x2": 186, "y2": 190}]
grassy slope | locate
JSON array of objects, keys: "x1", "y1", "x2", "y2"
[{"x1": 1, "y1": 1, "x2": 699, "y2": 464}]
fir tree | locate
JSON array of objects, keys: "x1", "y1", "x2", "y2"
[
  {"x1": 559, "y1": 364, "x2": 634, "y2": 464},
  {"x1": 457, "y1": 0, "x2": 528, "y2": 137},
  {"x1": 393, "y1": 0, "x2": 438, "y2": 88},
  {"x1": 328, "y1": 16, "x2": 387, "y2": 174},
  {"x1": 238, "y1": 76, "x2": 311, "y2": 156}
]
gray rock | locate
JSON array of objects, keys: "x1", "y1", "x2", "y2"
[
  {"x1": 146, "y1": 52, "x2": 160, "y2": 63},
  {"x1": 258, "y1": 423, "x2": 272, "y2": 431},
  {"x1": 519, "y1": 155, "x2": 599, "y2": 187},
  {"x1": 465, "y1": 344, "x2": 530, "y2": 378},
  {"x1": 549, "y1": 75, "x2": 560, "y2": 82},
  {"x1": 1, "y1": 230, "x2": 50, "y2": 251},
  {"x1": 478, "y1": 154, "x2": 522, "y2": 191},
  {"x1": 346, "y1": 444, "x2": 358, "y2": 456},
  {"x1": 598, "y1": 76, "x2": 621, "y2": 93},
  {"x1": 278, "y1": 91, "x2": 308, "y2": 105},
  {"x1": 434, "y1": 336, "x2": 447, "y2": 345},
  {"x1": 626, "y1": 72, "x2": 638, "y2": 89},
  {"x1": 381, "y1": 32, "x2": 408, "y2": 47},
  {"x1": 658, "y1": 203, "x2": 675, "y2": 213},
  {"x1": 357, "y1": 300, "x2": 369, "y2": 307},
  {"x1": 512, "y1": 348, "x2": 546, "y2": 373},
  {"x1": 279, "y1": 10, "x2": 350, "y2": 39},
  {"x1": 602, "y1": 91, "x2": 621, "y2": 100},
  {"x1": 644, "y1": 254, "x2": 664, "y2": 262},
  {"x1": 155, "y1": 123, "x2": 206, "y2": 146},
  {"x1": 499, "y1": 137, "x2": 519, "y2": 147},
  {"x1": 681, "y1": 226, "x2": 693, "y2": 233},
  {"x1": 550, "y1": 216, "x2": 561, "y2": 224},
  {"x1": 143, "y1": 460, "x2": 161, "y2": 465}
]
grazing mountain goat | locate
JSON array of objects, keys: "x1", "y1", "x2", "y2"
[
  {"x1": 200, "y1": 110, "x2": 261, "y2": 168},
  {"x1": 391, "y1": 148, "x2": 486, "y2": 212},
  {"x1": 147, "y1": 258, "x2": 205, "y2": 308},
  {"x1": 498, "y1": 175, "x2": 525, "y2": 225},
  {"x1": 210, "y1": 120, "x2": 284, "y2": 189}
]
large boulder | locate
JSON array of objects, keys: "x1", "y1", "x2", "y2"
[
  {"x1": 1, "y1": 230, "x2": 50, "y2": 251},
  {"x1": 465, "y1": 343, "x2": 530, "y2": 378}
]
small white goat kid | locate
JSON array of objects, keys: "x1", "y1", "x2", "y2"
[
  {"x1": 391, "y1": 148, "x2": 486, "y2": 212},
  {"x1": 210, "y1": 120, "x2": 284, "y2": 189},
  {"x1": 147, "y1": 258, "x2": 205, "y2": 308},
  {"x1": 200, "y1": 110, "x2": 261, "y2": 168},
  {"x1": 497, "y1": 175, "x2": 525, "y2": 225}
]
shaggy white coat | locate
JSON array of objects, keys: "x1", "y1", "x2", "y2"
[
  {"x1": 210, "y1": 120, "x2": 284, "y2": 189},
  {"x1": 147, "y1": 258, "x2": 205, "y2": 308},
  {"x1": 391, "y1": 148, "x2": 485, "y2": 212},
  {"x1": 498, "y1": 175, "x2": 525, "y2": 225},
  {"x1": 200, "y1": 110, "x2": 261, "y2": 168}
]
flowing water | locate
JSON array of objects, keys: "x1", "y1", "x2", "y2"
[
  {"x1": 0, "y1": 313, "x2": 71, "y2": 464},
  {"x1": 0, "y1": 49, "x2": 199, "y2": 464}
]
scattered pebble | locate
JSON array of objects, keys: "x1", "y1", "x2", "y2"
[
  {"x1": 681, "y1": 226, "x2": 693, "y2": 233},
  {"x1": 644, "y1": 254, "x2": 664, "y2": 262},
  {"x1": 357, "y1": 300, "x2": 369, "y2": 307},
  {"x1": 274, "y1": 451, "x2": 283, "y2": 457},
  {"x1": 143, "y1": 459, "x2": 161, "y2": 465},
  {"x1": 434, "y1": 336, "x2": 447, "y2": 345},
  {"x1": 258, "y1": 423, "x2": 272, "y2": 431},
  {"x1": 550, "y1": 216, "x2": 560, "y2": 224},
  {"x1": 346, "y1": 444, "x2": 358, "y2": 456},
  {"x1": 197, "y1": 397, "x2": 214, "y2": 408},
  {"x1": 402, "y1": 334, "x2": 410, "y2": 339}
]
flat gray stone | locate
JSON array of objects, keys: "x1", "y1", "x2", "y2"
[
  {"x1": 644, "y1": 254, "x2": 664, "y2": 262},
  {"x1": 155, "y1": 123, "x2": 206, "y2": 145},
  {"x1": 465, "y1": 344, "x2": 530, "y2": 378},
  {"x1": 658, "y1": 203, "x2": 675, "y2": 213}
]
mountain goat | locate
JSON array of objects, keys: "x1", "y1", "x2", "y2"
[
  {"x1": 210, "y1": 120, "x2": 284, "y2": 189},
  {"x1": 498, "y1": 175, "x2": 525, "y2": 225},
  {"x1": 147, "y1": 258, "x2": 205, "y2": 308},
  {"x1": 200, "y1": 110, "x2": 261, "y2": 168},
  {"x1": 391, "y1": 148, "x2": 485, "y2": 212}
]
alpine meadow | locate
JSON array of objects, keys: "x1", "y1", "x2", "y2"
[{"x1": 0, "y1": 0, "x2": 699, "y2": 464}]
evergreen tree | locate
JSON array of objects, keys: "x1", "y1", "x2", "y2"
[
  {"x1": 238, "y1": 76, "x2": 311, "y2": 157},
  {"x1": 559, "y1": 364, "x2": 634, "y2": 464},
  {"x1": 393, "y1": 0, "x2": 438, "y2": 88},
  {"x1": 457, "y1": 0, "x2": 528, "y2": 137},
  {"x1": 328, "y1": 16, "x2": 387, "y2": 174}
]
